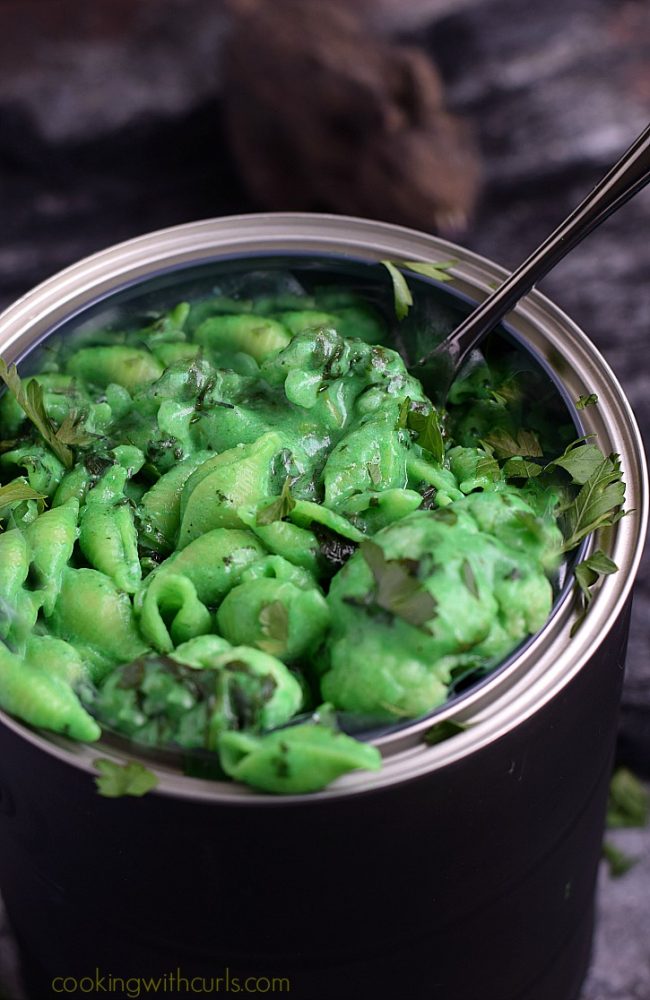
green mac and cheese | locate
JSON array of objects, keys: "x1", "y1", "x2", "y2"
[{"x1": 0, "y1": 278, "x2": 618, "y2": 793}]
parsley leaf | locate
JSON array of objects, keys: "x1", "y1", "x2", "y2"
[
  {"x1": 0, "y1": 479, "x2": 45, "y2": 510},
  {"x1": 561, "y1": 453, "x2": 626, "y2": 553},
  {"x1": 360, "y1": 539, "x2": 437, "y2": 631},
  {"x1": 461, "y1": 559, "x2": 479, "y2": 598},
  {"x1": 602, "y1": 841, "x2": 637, "y2": 878},
  {"x1": 367, "y1": 462, "x2": 382, "y2": 487},
  {"x1": 571, "y1": 548, "x2": 618, "y2": 635},
  {"x1": 547, "y1": 439, "x2": 604, "y2": 484},
  {"x1": 381, "y1": 260, "x2": 455, "y2": 320},
  {"x1": 601, "y1": 768, "x2": 649, "y2": 878},
  {"x1": 576, "y1": 393, "x2": 598, "y2": 410},
  {"x1": 0, "y1": 359, "x2": 89, "y2": 468},
  {"x1": 407, "y1": 408, "x2": 444, "y2": 464},
  {"x1": 397, "y1": 396, "x2": 411, "y2": 429},
  {"x1": 606, "y1": 767, "x2": 649, "y2": 829},
  {"x1": 256, "y1": 478, "x2": 296, "y2": 526},
  {"x1": 401, "y1": 260, "x2": 456, "y2": 282},
  {"x1": 258, "y1": 600, "x2": 289, "y2": 655},
  {"x1": 502, "y1": 457, "x2": 543, "y2": 480},
  {"x1": 94, "y1": 758, "x2": 159, "y2": 798},
  {"x1": 380, "y1": 261, "x2": 412, "y2": 320},
  {"x1": 54, "y1": 411, "x2": 96, "y2": 449},
  {"x1": 483, "y1": 428, "x2": 543, "y2": 459},
  {"x1": 424, "y1": 719, "x2": 468, "y2": 746}
]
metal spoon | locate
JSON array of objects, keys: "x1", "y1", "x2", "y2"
[{"x1": 414, "y1": 121, "x2": 650, "y2": 402}]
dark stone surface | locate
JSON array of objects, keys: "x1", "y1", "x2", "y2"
[{"x1": 0, "y1": 1, "x2": 648, "y2": 998}]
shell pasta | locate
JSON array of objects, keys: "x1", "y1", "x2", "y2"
[{"x1": 0, "y1": 285, "x2": 575, "y2": 793}]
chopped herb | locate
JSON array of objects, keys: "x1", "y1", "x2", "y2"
[
  {"x1": 547, "y1": 439, "x2": 604, "y2": 484},
  {"x1": 0, "y1": 479, "x2": 45, "y2": 511},
  {"x1": 571, "y1": 548, "x2": 618, "y2": 635},
  {"x1": 367, "y1": 462, "x2": 382, "y2": 487},
  {"x1": 258, "y1": 601, "x2": 289, "y2": 655},
  {"x1": 380, "y1": 261, "x2": 412, "y2": 320},
  {"x1": 475, "y1": 453, "x2": 501, "y2": 482},
  {"x1": 602, "y1": 841, "x2": 637, "y2": 878},
  {"x1": 483, "y1": 428, "x2": 543, "y2": 459},
  {"x1": 433, "y1": 508, "x2": 458, "y2": 525},
  {"x1": 502, "y1": 457, "x2": 543, "y2": 480},
  {"x1": 54, "y1": 411, "x2": 96, "y2": 449},
  {"x1": 0, "y1": 359, "x2": 92, "y2": 468},
  {"x1": 256, "y1": 478, "x2": 296, "y2": 526},
  {"x1": 407, "y1": 408, "x2": 445, "y2": 464},
  {"x1": 93, "y1": 758, "x2": 159, "y2": 798},
  {"x1": 561, "y1": 453, "x2": 626, "y2": 553},
  {"x1": 461, "y1": 559, "x2": 479, "y2": 598},
  {"x1": 381, "y1": 259, "x2": 455, "y2": 320},
  {"x1": 401, "y1": 260, "x2": 456, "y2": 282},
  {"x1": 606, "y1": 767, "x2": 649, "y2": 829},
  {"x1": 576, "y1": 393, "x2": 598, "y2": 410},
  {"x1": 360, "y1": 539, "x2": 437, "y2": 631},
  {"x1": 424, "y1": 719, "x2": 468, "y2": 746},
  {"x1": 397, "y1": 396, "x2": 411, "y2": 429}
]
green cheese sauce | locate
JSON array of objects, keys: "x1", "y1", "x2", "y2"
[{"x1": 0, "y1": 273, "x2": 591, "y2": 793}]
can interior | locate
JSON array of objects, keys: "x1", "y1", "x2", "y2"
[{"x1": 7, "y1": 251, "x2": 585, "y2": 768}]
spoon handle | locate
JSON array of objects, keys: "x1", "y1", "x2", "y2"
[{"x1": 418, "y1": 121, "x2": 650, "y2": 376}]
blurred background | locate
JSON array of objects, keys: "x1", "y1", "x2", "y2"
[{"x1": 0, "y1": 1, "x2": 649, "y2": 998}]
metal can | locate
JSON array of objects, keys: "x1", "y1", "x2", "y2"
[{"x1": 0, "y1": 215, "x2": 646, "y2": 1000}]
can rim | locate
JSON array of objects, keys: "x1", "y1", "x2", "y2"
[{"x1": 0, "y1": 212, "x2": 647, "y2": 803}]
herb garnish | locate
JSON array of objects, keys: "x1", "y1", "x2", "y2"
[
  {"x1": 576, "y1": 393, "x2": 598, "y2": 409},
  {"x1": 381, "y1": 260, "x2": 455, "y2": 320},
  {"x1": 461, "y1": 559, "x2": 479, "y2": 598},
  {"x1": 94, "y1": 758, "x2": 159, "y2": 798},
  {"x1": 397, "y1": 397, "x2": 445, "y2": 463},
  {"x1": 0, "y1": 479, "x2": 45, "y2": 512},
  {"x1": 0, "y1": 359, "x2": 93, "y2": 468},
  {"x1": 258, "y1": 601, "x2": 290, "y2": 655},
  {"x1": 602, "y1": 841, "x2": 636, "y2": 878},
  {"x1": 256, "y1": 478, "x2": 296, "y2": 526},
  {"x1": 560, "y1": 453, "x2": 626, "y2": 553},
  {"x1": 367, "y1": 462, "x2": 382, "y2": 487},
  {"x1": 401, "y1": 260, "x2": 456, "y2": 281},
  {"x1": 602, "y1": 767, "x2": 649, "y2": 877},
  {"x1": 571, "y1": 548, "x2": 618, "y2": 635},
  {"x1": 360, "y1": 539, "x2": 437, "y2": 631},
  {"x1": 502, "y1": 457, "x2": 543, "y2": 479},
  {"x1": 483, "y1": 428, "x2": 543, "y2": 459},
  {"x1": 380, "y1": 261, "x2": 412, "y2": 320},
  {"x1": 407, "y1": 408, "x2": 445, "y2": 464},
  {"x1": 424, "y1": 719, "x2": 468, "y2": 746},
  {"x1": 606, "y1": 767, "x2": 649, "y2": 828},
  {"x1": 547, "y1": 438, "x2": 604, "y2": 484}
]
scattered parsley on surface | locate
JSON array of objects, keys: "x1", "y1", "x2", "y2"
[
  {"x1": 0, "y1": 359, "x2": 93, "y2": 468},
  {"x1": 256, "y1": 478, "x2": 296, "y2": 526},
  {"x1": 424, "y1": 719, "x2": 468, "y2": 746},
  {"x1": 258, "y1": 601, "x2": 290, "y2": 655},
  {"x1": 380, "y1": 261, "x2": 413, "y2": 320},
  {"x1": 94, "y1": 758, "x2": 159, "y2": 798},
  {"x1": 360, "y1": 539, "x2": 437, "y2": 631}
]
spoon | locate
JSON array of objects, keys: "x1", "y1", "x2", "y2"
[{"x1": 414, "y1": 121, "x2": 650, "y2": 402}]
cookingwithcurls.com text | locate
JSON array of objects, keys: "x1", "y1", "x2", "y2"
[{"x1": 51, "y1": 968, "x2": 291, "y2": 997}]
